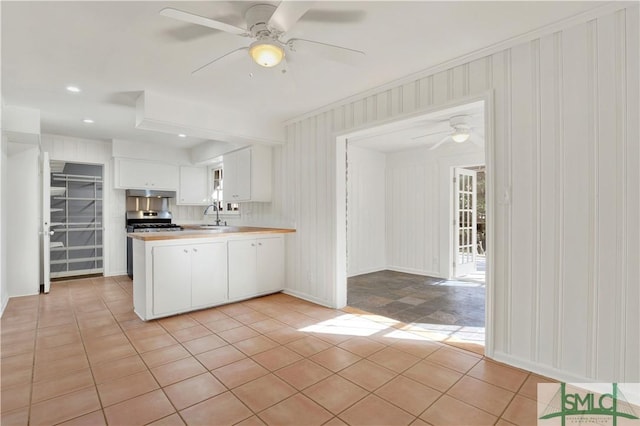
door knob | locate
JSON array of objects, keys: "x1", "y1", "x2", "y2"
[{"x1": 49, "y1": 230, "x2": 55, "y2": 236}]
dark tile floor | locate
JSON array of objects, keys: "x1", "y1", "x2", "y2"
[{"x1": 347, "y1": 270, "x2": 485, "y2": 327}]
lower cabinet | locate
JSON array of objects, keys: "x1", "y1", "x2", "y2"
[
  {"x1": 152, "y1": 241, "x2": 227, "y2": 316},
  {"x1": 228, "y1": 235, "x2": 284, "y2": 300}
]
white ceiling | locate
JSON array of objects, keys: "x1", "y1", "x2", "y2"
[
  {"x1": 2, "y1": 1, "x2": 603, "y2": 149},
  {"x1": 349, "y1": 100, "x2": 485, "y2": 153}
]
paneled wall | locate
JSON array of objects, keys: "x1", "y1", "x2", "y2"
[
  {"x1": 385, "y1": 144, "x2": 484, "y2": 278},
  {"x1": 279, "y1": 5, "x2": 639, "y2": 382},
  {"x1": 346, "y1": 145, "x2": 386, "y2": 277}
]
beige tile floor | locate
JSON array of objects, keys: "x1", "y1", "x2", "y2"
[{"x1": 0, "y1": 276, "x2": 555, "y2": 425}]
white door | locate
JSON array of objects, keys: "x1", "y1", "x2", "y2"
[
  {"x1": 256, "y1": 236, "x2": 284, "y2": 294},
  {"x1": 191, "y1": 242, "x2": 228, "y2": 307},
  {"x1": 42, "y1": 152, "x2": 51, "y2": 293},
  {"x1": 228, "y1": 239, "x2": 257, "y2": 299},
  {"x1": 152, "y1": 245, "x2": 191, "y2": 315},
  {"x1": 454, "y1": 167, "x2": 477, "y2": 277}
]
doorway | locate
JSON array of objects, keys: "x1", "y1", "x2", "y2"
[
  {"x1": 453, "y1": 165, "x2": 486, "y2": 283},
  {"x1": 338, "y1": 95, "x2": 492, "y2": 352}
]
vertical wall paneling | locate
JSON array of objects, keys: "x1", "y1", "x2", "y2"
[
  {"x1": 553, "y1": 31, "x2": 565, "y2": 370},
  {"x1": 503, "y1": 48, "x2": 513, "y2": 355},
  {"x1": 509, "y1": 41, "x2": 535, "y2": 360},
  {"x1": 561, "y1": 23, "x2": 590, "y2": 376},
  {"x1": 281, "y1": 4, "x2": 638, "y2": 383},
  {"x1": 538, "y1": 33, "x2": 561, "y2": 368},
  {"x1": 623, "y1": 4, "x2": 639, "y2": 382},
  {"x1": 432, "y1": 71, "x2": 449, "y2": 105},
  {"x1": 531, "y1": 38, "x2": 542, "y2": 364},
  {"x1": 469, "y1": 57, "x2": 489, "y2": 94},
  {"x1": 614, "y1": 9, "x2": 627, "y2": 381},
  {"x1": 586, "y1": 18, "x2": 598, "y2": 380}
]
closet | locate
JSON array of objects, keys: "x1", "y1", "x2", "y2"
[{"x1": 49, "y1": 162, "x2": 104, "y2": 278}]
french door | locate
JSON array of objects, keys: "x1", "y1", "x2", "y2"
[{"x1": 454, "y1": 167, "x2": 477, "y2": 277}]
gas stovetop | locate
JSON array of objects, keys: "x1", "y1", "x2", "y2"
[{"x1": 127, "y1": 223, "x2": 182, "y2": 232}]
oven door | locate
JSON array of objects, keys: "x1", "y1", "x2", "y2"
[{"x1": 126, "y1": 226, "x2": 134, "y2": 279}]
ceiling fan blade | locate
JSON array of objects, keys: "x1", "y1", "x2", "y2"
[
  {"x1": 268, "y1": 1, "x2": 314, "y2": 33},
  {"x1": 411, "y1": 129, "x2": 449, "y2": 140},
  {"x1": 287, "y1": 38, "x2": 365, "y2": 65},
  {"x1": 470, "y1": 131, "x2": 485, "y2": 148},
  {"x1": 429, "y1": 135, "x2": 451, "y2": 151},
  {"x1": 192, "y1": 47, "x2": 249, "y2": 75},
  {"x1": 302, "y1": 9, "x2": 366, "y2": 24},
  {"x1": 160, "y1": 8, "x2": 249, "y2": 36}
]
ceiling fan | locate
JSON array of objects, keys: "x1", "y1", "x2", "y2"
[
  {"x1": 413, "y1": 115, "x2": 484, "y2": 151},
  {"x1": 160, "y1": 2, "x2": 366, "y2": 74}
]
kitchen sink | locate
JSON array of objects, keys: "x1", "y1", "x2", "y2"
[{"x1": 198, "y1": 224, "x2": 233, "y2": 230}]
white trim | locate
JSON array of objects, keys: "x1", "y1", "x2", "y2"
[
  {"x1": 282, "y1": 289, "x2": 333, "y2": 310},
  {"x1": 347, "y1": 266, "x2": 387, "y2": 279},
  {"x1": 0, "y1": 295, "x2": 9, "y2": 317},
  {"x1": 284, "y1": 2, "x2": 627, "y2": 126},
  {"x1": 491, "y1": 351, "x2": 597, "y2": 384},
  {"x1": 334, "y1": 91, "x2": 495, "y2": 354},
  {"x1": 386, "y1": 266, "x2": 444, "y2": 279}
]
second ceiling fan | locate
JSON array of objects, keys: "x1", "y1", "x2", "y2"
[{"x1": 160, "y1": 1, "x2": 366, "y2": 74}]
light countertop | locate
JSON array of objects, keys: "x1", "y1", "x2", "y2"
[{"x1": 128, "y1": 226, "x2": 295, "y2": 241}]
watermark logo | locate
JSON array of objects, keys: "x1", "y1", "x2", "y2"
[{"x1": 538, "y1": 383, "x2": 640, "y2": 425}]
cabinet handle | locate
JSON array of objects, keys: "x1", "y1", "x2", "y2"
[
  {"x1": 193, "y1": 248, "x2": 198, "y2": 252},
  {"x1": 251, "y1": 243, "x2": 255, "y2": 247},
  {"x1": 183, "y1": 249, "x2": 188, "y2": 253},
  {"x1": 258, "y1": 243, "x2": 262, "y2": 246}
]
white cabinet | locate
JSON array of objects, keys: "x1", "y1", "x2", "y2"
[
  {"x1": 223, "y1": 146, "x2": 272, "y2": 202},
  {"x1": 191, "y1": 242, "x2": 228, "y2": 308},
  {"x1": 114, "y1": 158, "x2": 178, "y2": 190},
  {"x1": 152, "y1": 242, "x2": 227, "y2": 316},
  {"x1": 228, "y1": 235, "x2": 284, "y2": 300},
  {"x1": 178, "y1": 166, "x2": 209, "y2": 205}
]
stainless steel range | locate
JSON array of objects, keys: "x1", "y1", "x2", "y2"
[{"x1": 126, "y1": 210, "x2": 182, "y2": 278}]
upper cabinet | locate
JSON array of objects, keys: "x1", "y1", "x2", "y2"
[
  {"x1": 178, "y1": 166, "x2": 209, "y2": 205},
  {"x1": 114, "y1": 158, "x2": 178, "y2": 190},
  {"x1": 223, "y1": 146, "x2": 272, "y2": 202}
]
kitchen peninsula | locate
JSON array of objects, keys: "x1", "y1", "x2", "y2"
[{"x1": 130, "y1": 226, "x2": 295, "y2": 320}]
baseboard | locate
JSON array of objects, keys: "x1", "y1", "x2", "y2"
[
  {"x1": 347, "y1": 266, "x2": 387, "y2": 278},
  {"x1": 386, "y1": 266, "x2": 446, "y2": 279},
  {"x1": 0, "y1": 295, "x2": 9, "y2": 317},
  {"x1": 490, "y1": 351, "x2": 596, "y2": 383},
  {"x1": 282, "y1": 288, "x2": 335, "y2": 309}
]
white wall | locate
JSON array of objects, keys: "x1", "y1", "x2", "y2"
[
  {"x1": 279, "y1": 4, "x2": 639, "y2": 383},
  {"x1": 6, "y1": 143, "x2": 40, "y2": 296},
  {"x1": 385, "y1": 143, "x2": 483, "y2": 278},
  {"x1": 346, "y1": 145, "x2": 386, "y2": 277},
  {"x1": 1, "y1": 134, "x2": 9, "y2": 313}
]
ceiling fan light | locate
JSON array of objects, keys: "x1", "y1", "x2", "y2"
[
  {"x1": 451, "y1": 129, "x2": 470, "y2": 143},
  {"x1": 249, "y1": 40, "x2": 284, "y2": 67}
]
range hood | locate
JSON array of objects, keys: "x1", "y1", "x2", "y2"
[{"x1": 126, "y1": 189, "x2": 176, "y2": 198}]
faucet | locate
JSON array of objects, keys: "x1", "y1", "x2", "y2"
[{"x1": 203, "y1": 203, "x2": 223, "y2": 226}]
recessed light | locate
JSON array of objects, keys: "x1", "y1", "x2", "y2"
[
  {"x1": 178, "y1": 133, "x2": 187, "y2": 138},
  {"x1": 82, "y1": 118, "x2": 94, "y2": 124},
  {"x1": 66, "y1": 86, "x2": 81, "y2": 93}
]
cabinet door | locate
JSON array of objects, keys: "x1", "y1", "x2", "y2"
[
  {"x1": 191, "y1": 242, "x2": 228, "y2": 307},
  {"x1": 228, "y1": 239, "x2": 257, "y2": 300},
  {"x1": 153, "y1": 245, "x2": 191, "y2": 315},
  {"x1": 147, "y1": 162, "x2": 179, "y2": 190},
  {"x1": 116, "y1": 158, "x2": 178, "y2": 190},
  {"x1": 224, "y1": 149, "x2": 251, "y2": 202},
  {"x1": 233, "y1": 148, "x2": 251, "y2": 201},
  {"x1": 256, "y1": 236, "x2": 284, "y2": 294},
  {"x1": 179, "y1": 166, "x2": 209, "y2": 205}
]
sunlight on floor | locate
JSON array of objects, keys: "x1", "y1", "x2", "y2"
[{"x1": 299, "y1": 310, "x2": 485, "y2": 355}]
